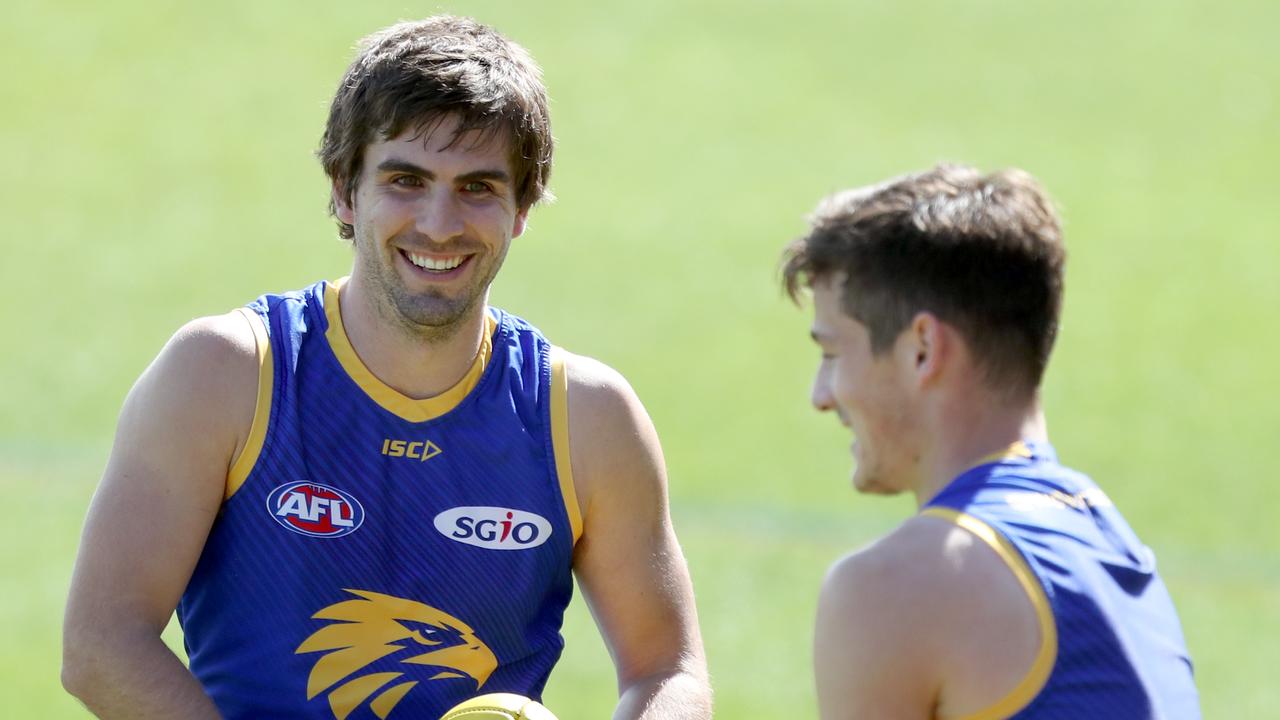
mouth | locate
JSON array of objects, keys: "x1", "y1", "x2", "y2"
[{"x1": 399, "y1": 249, "x2": 473, "y2": 280}]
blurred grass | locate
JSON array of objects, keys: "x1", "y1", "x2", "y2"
[{"x1": 3, "y1": 0, "x2": 1277, "y2": 716}]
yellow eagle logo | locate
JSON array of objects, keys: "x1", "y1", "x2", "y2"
[{"x1": 296, "y1": 588, "x2": 498, "y2": 719}]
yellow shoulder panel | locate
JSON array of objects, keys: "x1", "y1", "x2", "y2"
[
  {"x1": 226, "y1": 307, "x2": 274, "y2": 500},
  {"x1": 919, "y1": 507, "x2": 1058, "y2": 720},
  {"x1": 549, "y1": 347, "x2": 583, "y2": 544}
]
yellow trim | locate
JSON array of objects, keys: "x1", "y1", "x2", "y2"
[
  {"x1": 226, "y1": 308, "x2": 274, "y2": 500},
  {"x1": 972, "y1": 440, "x2": 1034, "y2": 469},
  {"x1": 920, "y1": 507, "x2": 1057, "y2": 720},
  {"x1": 549, "y1": 347, "x2": 583, "y2": 544},
  {"x1": 322, "y1": 278, "x2": 494, "y2": 422}
]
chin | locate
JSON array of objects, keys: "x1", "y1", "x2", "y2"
[{"x1": 851, "y1": 471, "x2": 900, "y2": 496}]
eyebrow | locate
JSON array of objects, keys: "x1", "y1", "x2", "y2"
[{"x1": 375, "y1": 159, "x2": 512, "y2": 185}]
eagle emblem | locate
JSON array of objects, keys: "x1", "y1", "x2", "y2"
[{"x1": 296, "y1": 588, "x2": 498, "y2": 719}]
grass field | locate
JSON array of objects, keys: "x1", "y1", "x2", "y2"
[{"x1": 3, "y1": 0, "x2": 1277, "y2": 716}]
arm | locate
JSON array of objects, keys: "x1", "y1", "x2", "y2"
[
  {"x1": 563, "y1": 354, "x2": 711, "y2": 720},
  {"x1": 813, "y1": 517, "x2": 1044, "y2": 720},
  {"x1": 62, "y1": 312, "x2": 260, "y2": 718}
]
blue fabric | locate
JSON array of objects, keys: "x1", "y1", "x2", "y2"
[
  {"x1": 178, "y1": 281, "x2": 575, "y2": 719},
  {"x1": 926, "y1": 442, "x2": 1200, "y2": 719}
]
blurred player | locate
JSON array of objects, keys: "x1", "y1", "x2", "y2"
[
  {"x1": 782, "y1": 165, "x2": 1200, "y2": 718},
  {"x1": 62, "y1": 16, "x2": 710, "y2": 719}
]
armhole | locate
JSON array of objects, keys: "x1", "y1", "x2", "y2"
[
  {"x1": 919, "y1": 507, "x2": 1058, "y2": 720},
  {"x1": 549, "y1": 346, "x2": 583, "y2": 544},
  {"x1": 225, "y1": 307, "x2": 273, "y2": 501}
]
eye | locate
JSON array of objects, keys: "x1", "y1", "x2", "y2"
[
  {"x1": 400, "y1": 618, "x2": 459, "y2": 647},
  {"x1": 390, "y1": 175, "x2": 423, "y2": 187},
  {"x1": 407, "y1": 627, "x2": 442, "y2": 646},
  {"x1": 461, "y1": 181, "x2": 493, "y2": 194}
]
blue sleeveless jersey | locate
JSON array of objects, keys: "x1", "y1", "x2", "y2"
[
  {"x1": 922, "y1": 441, "x2": 1199, "y2": 719},
  {"x1": 177, "y1": 279, "x2": 581, "y2": 720}
]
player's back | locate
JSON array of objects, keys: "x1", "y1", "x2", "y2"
[{"x1": 922, "y1": 441, "x2": 1200, "y2": 719}]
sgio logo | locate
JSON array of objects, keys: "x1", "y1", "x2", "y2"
[
  {"x1": 266, "y1": 482, "x2": 365, "y2": 538},
  {"x1": 433, "y1": 507, "x2": 552, "y2": 550},
  {"x1": 381, "y1": 438, "x2": 443, "y2": 462}
]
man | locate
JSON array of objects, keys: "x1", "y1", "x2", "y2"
[
  {"x1": 62, "y1": 17, "x2": 710, "y2": 719},
  {"x1": 782, "y1": 165, "x2": 1200, "y2": 719}
]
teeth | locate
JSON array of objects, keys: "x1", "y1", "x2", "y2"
[{"x1": 406, "y1": 252, "x2": 464, "y2": 271}]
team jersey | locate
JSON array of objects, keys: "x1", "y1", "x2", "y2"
[
  {"x1": 922, "y1": 441, "x2": 1200, "y2": 719},
  {"x1": 176, "y1": 278, "x2": 582, "y2": 720}
]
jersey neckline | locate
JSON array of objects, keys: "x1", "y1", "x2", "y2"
[
  {"x1": 321, "y1": 277, "x2": 498, "y2": 422},
  {"x1": 920, "y1": 439, "x2": 1059, "y2": 510}
]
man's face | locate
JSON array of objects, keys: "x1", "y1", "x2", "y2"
[
  {"x1": 336, "y1": 115, "x2": 528, "y2": 335},
  {"x1": 809, "y1": 278, "x2": 917, "y2": 495}
]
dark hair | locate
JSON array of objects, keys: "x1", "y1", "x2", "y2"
[
  {"x1": 782, "y1": 164, "x2": 1066, "y2": 398},
  {"x1": 319, "y1": 16, "x2": 554, "y2": 239}
]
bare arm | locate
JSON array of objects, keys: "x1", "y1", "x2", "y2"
[
  {"x1": 813, "y1": 516, "x2": 1044, "y2": 720},
  {"x1": 564, "y1": 354, "x2": 711, "y2": 720},
  {"x1": 62, "y1": 312, "x2": 259, "y2": 718}
]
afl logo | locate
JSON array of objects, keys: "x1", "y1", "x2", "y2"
[
  {"x1": 434, "y1": 507, "x2": 552, "y2": 550},
  {"x1": 267, "y1": 482, "x2": 365, "y2": 538}
]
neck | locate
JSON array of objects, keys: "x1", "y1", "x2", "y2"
[
  {"x1": 338, "y1": 274, "x2": 488, "y2": 400},
  {"x1": 912, "y1": 390, "x2": 1047, "y2": 508}
]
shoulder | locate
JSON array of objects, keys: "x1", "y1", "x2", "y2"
[
  {"x1": 122, "y1": 311, "x2": 263, "y2": 462},
  {"x1": 817, "y1": 513, "x2": 1047, "y2": 717},
  {"x1": 152, "y1": 311, "x2": 261, "y2": 394},
  {"x1": 818, "y1": 516, "x2": 968, "y2": 652},
  {"x1": 557, "y1": 351, "x2": 666, "y2": 516},
  {"x1": 560, "y1": 351, "x2": 657, "y2": 463},
  {"x1": 169, "y1": 310, "x2": 259, "y2": 356},
  {"x1": 831, "y1": 511, "x2": 1044, "y2": 636},
  {"x1": 560, "y1": 351, "x2": 644, "y2": 423},
  {"x1": 822, "y1": 513, "x2": 1031, "y2": 614},
  {"x1": 813, "y1": 519, "x2": 956, "y2": 715}
]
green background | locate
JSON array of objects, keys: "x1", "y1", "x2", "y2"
[{"x1": 3, "y1": 0, "x2": 1276, "y2": 716}]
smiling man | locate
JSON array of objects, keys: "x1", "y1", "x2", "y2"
[
  {"x1": 62, "y1": 17, "x2": 710, "y2": 719},
  {"x1": 783, "y1": 165, "x2": 1200, "y2": 719}
]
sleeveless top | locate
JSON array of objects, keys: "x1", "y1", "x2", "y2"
[
  {"x1": 177, "y1": 279, "x2": 581, "y2": 719},
  {"x1": 922, "y1": 441, "x2": 1200, "y2": 719}
]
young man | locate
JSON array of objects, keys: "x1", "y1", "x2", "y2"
[
  {"x1": 62, "y1": 17, "x2": 711, "y2": 719},
  {"x1": 782, "y1": 165, "x2": 1200, "y2": 719}
]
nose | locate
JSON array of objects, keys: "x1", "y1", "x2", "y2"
[
  {"x1": 415, "y1": 189, "x2": 466, "y2": 244},
  {"x1": 811, "y1": 366, "x2": 836, "y2": 413}
]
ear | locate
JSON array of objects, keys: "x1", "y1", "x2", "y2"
[
  {"x1": 511, "y1": 206, "x2": 530, "y2": 239},
  {"x1": 331, "y1": 179, "x2": 355, "y2": 225},
  {"x1": 903, "y1": 311, "x2": 948, "y2": 386}
]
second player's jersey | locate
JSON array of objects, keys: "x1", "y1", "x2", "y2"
[
  {"x1": 922, "y1": 441, "x2": 1200, "y2": 719},
  {"x1": 177, "y1": 278, "x2": 581, "y2": 720}
]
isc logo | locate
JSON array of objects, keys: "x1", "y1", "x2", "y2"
[
  {"x1": 381, "y1": 438, "x2": 442, "y2": 462},
  {"x1": 433, "y1": 507, "x2": 552, "y2": 550},
  {"x1": 266, "y1": 482, "x2": 365, "y2": 538}
]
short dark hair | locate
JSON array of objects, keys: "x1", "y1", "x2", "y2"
[
  {"x1": 782, "y1": 164, "x2": 1066, "y2": 398},
  {"x1": 319, "y1": 16, "x2": 554, "y2": 239}
]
